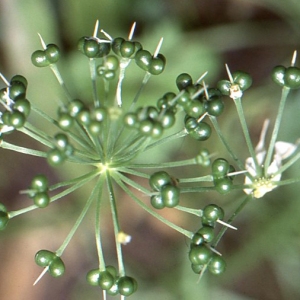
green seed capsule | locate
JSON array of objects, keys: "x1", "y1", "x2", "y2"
[
  {"x1": 150, "y1": 194, "x2": 165, "y2": 209},
  {"x1": 45, "y1": 44, "x2": 60, "y2": 64},
  {"x1": 35, "y1": 250, "x2": 56, "y2": 267},
  {"x1": 149, "y1": 171, "x2": 172, "y2": 191},
  {"x1": 49, "y1": 256, "x2": 65, "y2": 277},
  {"x1": 117, "y1": 276, "x2": 138, "y2": 296},
  {"x1": 98, "y1": 270, "x2": 115, "y2": 290},
  {"x1": 271, "y1": 65, "x2": 286, "y2": 87},
  {"x1": 208, "y1": 254, "x2": 226, "y2": 275},
  {"x1": 176, "y1": 73, "x2": 193, "y2": 90},
  {"x1": 284, "y1": 66, "x2": 300, "y2": 89},
  {"x1": 148, "y1": 54, "x2": 166, "y2": 75},
  {"x1": 13, "y1": 99, "x2": 31, "y2": 117},
  {"x1": 8, "y1": 111, "x2": 26, "y2": 128},
  {"x1": 161, "y1": 184, "x2": 180, "y2": 208},
  {"x1": 31, "y1": 50, "x2": 50, "y2": 67},
  {"x1": 86, "y1": 269, "x2": 100, "y2": 286},
  {"x1": 33, "y1": 192, "x2": 50, "y2": 208},
  {"x1": 189, "y1": 245, "x2": 212, "y2": 265},
  {"x1": 135, "y1": 49, "x2": 152, "y2": 71},
  {"x1": 31, "y1": 174, "x2": 48, "y2": 192}
]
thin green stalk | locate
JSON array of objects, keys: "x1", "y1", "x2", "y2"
[
  {"x1": 145, "y1": 129, "x2": 187, "y2": 151},
  {"x1": 175, "y1": 205, "x2": 202, "y2": 217},
  {"x1": 94, "y1": 174, "x2": 106, "y2": 270},
  {"x1": 0, "y1": 141, "x2": 47, "y2": 157},
  {"x1": 50, "y1": 64, "x2": 73, "y2": 103},
  {"x1": 116, "y1": 171, "x2": 152, "y2": 195},
  {"x1": 233, "y1": 98, "x2": 261, "y2": 175},
  {"x1": 274, "y1": 151, "x2": 300, "y2": 176},
  {"x1": 264, "y1": 86, "x2": 290, "y2": 173},
  {"x1": 106, "y1": 170, "x2": 125, "y2": 276},
  {"x1": 209, "y1": 116, "x2": 245, "y2": 171},
  {"x1": 56, "y1": 176, "x2": 102, "y2": 257},
  {"x1": 9, "y1": 169, "x2": 99, "y2": 218},
  {"x1": 89, "y1": 59, "x2": 100, "y2": 107},
  {"x1": 112, "y1": 173, "x2": 193, "y2": 239},
  {"x1": 212, "y1": 195, "x2": 252, "y2": 247},
  {"x1": 128, "y1": 157, "x2": 198, "y2": 169}
]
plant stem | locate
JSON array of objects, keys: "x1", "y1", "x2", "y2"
[
  {"x1": 212, "y1": 195, "x2": 252, "y2": 247},
  {"x1": 264, "y1": 86, "x2": 290, "y2": 173}
]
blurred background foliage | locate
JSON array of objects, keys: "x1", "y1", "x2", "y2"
[{"x1": 1, "y1": 0, "x2": 300, "y2": 299}]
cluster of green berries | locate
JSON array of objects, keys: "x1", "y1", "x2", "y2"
[
  {"x1": 0, "y1": 75, "x2": 31, "y2": 132},
  {"x1": 47, "y1": 133, "x2": 74, "y2": 167},
  {"x1": 272, "y1": 65, "x2": 300, "y2": 89},
  {"x1": 35, "y1": 250, "x2": 65, "y2": 278},
  {"x1": 176, "y1": 73, "x2": 225, "y2": 141},
  {"x1": 149, "y1": 171, "x2": 180, "y2": 209},
  {"x1": 97, "y1": 55, "x2": 119, "y2": 80},
  {"x1": 86, "y1": 266, "x2": 137, "y2": 297},
  {"x1": 57, "y1": 99, "x2": 108, "y2": 133},
  {"x1": 78, "y1": 34, "x2": 166, "y2": 76},
  {"x1": 217, "y1": 70, "x2": 252, "y2": 99},
  {"x1": 212, "y1": 158, "x2": 235, "y2": 194},
  {"x1": 27, "y1": 174, "x2": 50, "y2": 208},
  {"x1": 31, "y1": 44, "x2": 60, "y2": 67},
  {"x1": 124, "y1": 104, "x2": 175, "y2": 138},
  {"x1": 189, "y1": 204, "x2": 226, "y2": 275}
]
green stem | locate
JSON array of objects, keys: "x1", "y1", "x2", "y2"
[
  {"x1": 0, "y1": 141, "x2": 47, "y2": 157},
  {"x1": 116, "y1": 171, "x2": 152, "y2": 195},
  {"x1": 9, "y1": 169, "x2": 99, "y2": 218},
  {"x1": 128, "y1": 157, "x2": 198, "y2": 169},
  {"x1": 50, "y1": 64, "x2": 72, "y2": 103},
  {"x1": 175, "y1": 205, "x2": 202, "y2": 217},
  {"x1": 106, "y1": 170, "x2": 125, "y2": 276},
  {"x1": 212, "y1": 195, "x2": 252, "y2": 247},
  {"x1": 209, "y1": 116, "x2": 245, "y2": 172},
  {"x1": 55, "y1": 176, "x2": 102, "y2": 257},
  {"x1": 264, "y1": 87, "x2": 290, "y2": 174},
  {"x1": 89, "y1": 58, "x2": 100, "y2": 107},
  {"x1": 94, "y1": 174, "x2": 106, "y2": 270},
  {"x1": 113, "y1": 172, "x2": 193, "y2": 239},
  {"x1": 145, "y1": 129, "x2": 187, "y2": 151},
  {"x1": 233, "y1": 98, "x2": 261, "y2": 175}
]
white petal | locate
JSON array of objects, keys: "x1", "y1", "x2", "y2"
[
  {"x1": 245, "y1": 157, "x2": 257, "y2": 176},
  {"x1": 274, "y1": 141, "x2": 298, "y2": 160},
  {"x1": 255, "y1": 119, "x2": 270, "y2": 153},
  {"x1": 243, "y1": 175, "x2": 253, "y2": 195}
]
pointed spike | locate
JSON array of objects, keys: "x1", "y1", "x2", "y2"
[
  {"x1": 128, "y1": 22, "x2": 137, "y2": 40},
  {"x1": 217, "y1": 219, "x2": 237, "y2": 230},
  {"x1": 195, "y1": 71, "x2": 208, "y2": 84},
  {"x1": 225, "y1": 64, "x2": 234, "y2": 83},
  {"x1": 291, "y1": 50, "x2": 297, "y2": 66},
  {"x1": 191, "y1": 86, "x2": 205, "y2": 100},
  {"x1": 202, "y1": 81, "x2": 209, "y2": 100},
  {"x1": 37, "y1": 33, "x2": 47, "y2": 50},
  {"x1": 33, "y1": 266, "x2": 49, "y2": 286},
  {"x1": 197, "y1": 263, "x2": 208, "y2": 283},
  {"x1": 93, "y1": 20, "x2": 99, "y2": 38},
  {"x1": 197, "y1": 111, "x2": 208, "y2": 123},
  {"x1": 208, "y1": 245, "x2": 222, "y2": 256},
  {"x1": 153, "y1": 37, "x2": 163, "y2": 58},
  {"x1": 100, "y1": 29, "x2": 113, "y2": 41},
  {"x1": 227, "y1": 170, "x2": 248, "y2": 177},
  {"x1": 0, "y1": 73, "x2": 10, "y2": 86}
]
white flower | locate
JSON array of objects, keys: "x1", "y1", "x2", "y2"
[{"x1": 244, "y1": 119, "x2": 298, "y2": 198}]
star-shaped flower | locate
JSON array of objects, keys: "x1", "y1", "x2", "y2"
[{"x1": 244, "y1": 119, "x2": 299, "y2": 198}]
